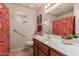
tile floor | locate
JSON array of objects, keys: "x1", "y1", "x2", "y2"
[{"x1": 9, "y1": 48, "x2": 33, "y2": 56}]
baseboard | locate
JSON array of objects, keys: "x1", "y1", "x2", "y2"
[{"x1": 10, "y1": 48, "x2": 24, "y2": 51}]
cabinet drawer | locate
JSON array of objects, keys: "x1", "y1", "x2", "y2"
[{"x1": 33, "y1": 39, "x2": 49, "y2": 55}]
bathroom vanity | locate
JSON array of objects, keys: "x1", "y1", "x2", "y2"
[
  {"x1": 33, "y1": 35, "x2": 79, "y2": 56},
  {"x1": 33, "y1": 38, "x2": 64, "y2": 56}
]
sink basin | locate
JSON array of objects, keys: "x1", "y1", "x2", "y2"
[
  {"x1": 62, "y1": 38, "x2": 79, "y2": 45},
  {"x1": 70, "y1": 38, "x2": 79, "y2": 43}
]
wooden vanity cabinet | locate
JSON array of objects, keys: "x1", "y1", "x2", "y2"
[
  {"x1": 33, "y1": 38, "x2": 65, "y2": 56},
  {"x1": 50, "y1": 48, "x2": 65, "y2": 56},
  {"x1": 39, "y1": 49, "x2": 46, "y2": 56},
  {"x1": 33, "y1": 45, "x2": 38, "y2": 56},
  {"x1": 33, "y1": 38, "x2": 49, "y2": 56}
]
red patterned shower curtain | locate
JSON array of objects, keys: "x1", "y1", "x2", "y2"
[
  {"x1": 0, "y1": 3, "x2": 10, "y2": 56},
  {"x1": 52, "y1": 16, "x2": 75, "y2": 36}
]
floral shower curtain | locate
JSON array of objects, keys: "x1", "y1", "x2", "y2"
[
  {"x1": 52, "y1": 16, "x2": 75, "y2": 36},
  {"x1": 0, "y1": 3, "x2": 10, "y2": 56}
]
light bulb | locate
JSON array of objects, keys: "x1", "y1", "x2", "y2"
[
  {"x1": 47, "y1": 4, "x2": 51, "y2": 7},
  {"x1": 45, "y1": 6, "x2": 47, "y2": 9}
]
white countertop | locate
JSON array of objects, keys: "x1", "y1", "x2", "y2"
[{"x1": 33, "y1": 34, "x2": 79, "y2": 56}]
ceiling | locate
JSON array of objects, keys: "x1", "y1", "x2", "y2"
[
  {"x1": 13, "y1": 3, "x2": 74, "y2": 16},
  {"x1": 47, "y1": 3, "x2": 74, "y2": 16},
  {"x1": 14, "y1": 3, "x2": 43, "y2": 10}
]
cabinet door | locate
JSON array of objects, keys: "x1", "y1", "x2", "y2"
[
  {"x1": 33, "y1": 45, "x2": 38, "y2": 56},
  {"x1": 50, "y1": 49, "x2": 59, "y2": 56},
  {"x1": 39, "y1": 50, "x2": 46, "y2": 56},
  {"x1": 50, "y1": 49, "x2": 64, "y2": 56},
  {"x1": 34, "y1": 39, "x2": 49, "y2": 55}
]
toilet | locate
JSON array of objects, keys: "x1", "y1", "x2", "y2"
[
  {"x1": 25, "y1": 41, "x2": 33, "y2": 46},
  {"x1": 25, "y1": 41, "x2": 33, "y2": 50}
]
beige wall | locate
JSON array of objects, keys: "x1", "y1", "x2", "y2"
[
  {"x1": 74, "y1": 4, "x2": 79, "y2": 34},
  {"x1": 36, "y1": 4, "x2": 46, "y2": 16},
  {"x1": 57, "y1": 11, "x2": 74, "y2": 19}
]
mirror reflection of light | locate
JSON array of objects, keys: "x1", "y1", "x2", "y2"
[
  {"x1": 45, "y1": 3, "x2": 51, "y2": 9},
  {"x1": 45, "y1": 6, "x2": 47, "y2": 9},
  {"x1": 47, "y1": 4, "x2": 51, "y2": 7},
  {"x1": 44, "y1": 21, "x2": 47, "y2": 25},
  {"x1": 44, "y1": 20, "x2": 49, "y2": 25}
]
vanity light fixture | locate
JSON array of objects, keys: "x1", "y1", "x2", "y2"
[
  {"x1": 47, "y1": 4, "x2": 51, "y2": 7},
  {"x1": 45, "y1": 3, "x2": 51, "y2": 9},
  {"x1": 45, "y1": 3, "x2": 56, "y2": 9},
  {"x1": 45, "y1": 6, "x2": 47, "y2": 9}
]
